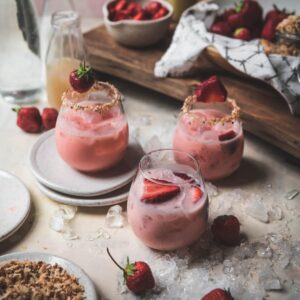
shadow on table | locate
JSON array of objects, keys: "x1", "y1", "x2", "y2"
[
  {"x1": 0, "y1": 195, "x2": 36, "y2": 255},
  {"x1": 213, "y1": 157, "x2": 269, "y2": 187}
]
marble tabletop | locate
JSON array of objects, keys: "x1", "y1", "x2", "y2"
[{"x1": 0, "y1": 77, "x2": 300, "y2": 300}]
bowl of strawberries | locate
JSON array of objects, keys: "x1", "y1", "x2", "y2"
[{"x1": 103, "y1": 0, "x2": 173, "y2": 47}]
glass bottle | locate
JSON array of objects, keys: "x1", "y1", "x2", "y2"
[
  {"x1": 46, "y1": 10, "x2": 87, "y2": 109},
  {"x1": 0, "y1": 0, "x2": 42, "y2": 104},
  {"x1": 168, "y1": 0, "x2": 197, "y2": 21}
]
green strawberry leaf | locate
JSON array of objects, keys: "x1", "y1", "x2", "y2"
[{"x1": 125, "y1": 257, "x2": 136, "y2": 277}]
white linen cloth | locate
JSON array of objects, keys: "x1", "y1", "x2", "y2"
[{"x1": 154, "y1": 2, "x2": 300, "y2": 115}]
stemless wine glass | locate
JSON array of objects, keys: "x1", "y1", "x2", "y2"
[
  {"x1": 55, "y1": 81, "x2": 129, "y2": 172},
  {"x1": 173, "y1": 97, "x2": 244, "y2": 181},
  {"x1": 127, "y1": 149, "x2": 208, "y2": 251}
]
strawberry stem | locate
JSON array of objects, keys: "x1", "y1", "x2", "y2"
[
  {"x1": 106, "y1": 248, "x2": 125, "y2": 272},
  {"x1": 12, "y1": 106, "x2": 21, "y2": 114}
]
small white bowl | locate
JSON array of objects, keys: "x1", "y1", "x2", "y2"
[{"x1": 103, "y1": 0, "x2": 173, "y2": 47}]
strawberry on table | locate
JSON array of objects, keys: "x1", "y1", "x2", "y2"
[
  {"x1": 210, "y1": 21, "x2": 232, "y2": 37},
  {"x1": 211, "y1": 215, "x2": 240, "y2": 246},
  {"x1": 13, "y1": 106, "x2": 42, "y2": 133},
  {"x1": 202, "y1": 288, "x2": 234, "y2": 300},
  {"x1": 233, "y1": 27, "x2": 251, "y2": 41},
  {"x1": 42, "y1": 108, "x2": 58, "y2": 130},
  {"x1": 69, "y1": 61, "x2": 95, "y2": 93},
  {"x1": 194, "y1": 76, "x2": 227, "y2": 103},
  {"x1": 107, "y1": 248, "x2": 155, "y2": 294},
  {"x1": 141, "y1": 179, "x2": 180, "y2": 203}
]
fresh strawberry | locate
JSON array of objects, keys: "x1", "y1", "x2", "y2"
[
  {"x1": 132, "y1": 10, "x2": 146, "y2": 21},
  {"x1": 218, "y1": 130, "x2": 236, "y2": 141},
  {"x1": 13, "y1": 106, "x2": 42, "y2": 133},
  {"x1": 42, "y1": 108, "x2": 58, "y2": 130},
  {"x1": 114, "y1": 0, "x2": 128, "y2": 12},
  {"x1": 190, "y1": 185, "x2": 203, "y2": 203},
  {"x1": 127, "y1": 2, "x2": 142, "y2": 16},
  {"x1": 211, "y1": 215, "x2": 240, "y2": 246},
  {"x1": 227, "y1": 0, "x2": 263, "y2": 30},
  {"x1": 202, "y1": 288, "x2": 234, "y2": 300},
  {"x1": 145, "y1": 1, "x2": 162, "y2": 16},
  {"x1": 260, "y1": 18, "x2": 277, "y2": 41},
  {"x1": 222, "y1": 8, "x2": 236, "y2": 21},
  {"x1": 152, "y1": 7, "x2": 169, "y2": 20},
  {"x1": 107, "y1": 248, "x2": 155, "y2": 294},
  {"x1": 265, "y1": 5, "x2": 292, "y2": 24},
  {"x1": 141, "y1": 179, "x2": 180, "y2": 203},
  {"x1": 194, "y1": 76, "x2": 227, "y2": 103},
  {"x1": 113, "y1": 10, "x2": 131, "y2": 21},
  {"x1": 210, "y1": 21, "x2": 232, "y2": 36},
  {"x1": 69, "y1": 62, "x2": 95, "y2": 93},
  {"x1": 233, "y1": 27, "x2": 251, "y2": 41}
]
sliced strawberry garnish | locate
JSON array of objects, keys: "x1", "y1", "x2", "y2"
[
  {"x1": 194, "y1": 76, "x2": 227, "y2": 103},
  {"x1": 190, "y1": 185, "x2": 203, "y2": 203},
  {"x1": 141, "y1": 179, "x2": 180, "y2": 203},
  {"x1": 218, "y1": 130, "x2": 236, "y2": 141},
  {"x1": 173, "y1": 172, "x2": 193, "y2": 181}
]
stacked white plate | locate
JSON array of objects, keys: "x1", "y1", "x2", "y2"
[{"x1": 30, "y1": 130, "x2": 143, "y2": 207}]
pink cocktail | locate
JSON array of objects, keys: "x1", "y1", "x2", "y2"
[
  {"x1": 55, "y1": 82, "x2": 129, "y2": 172},
  {"x1": 173, "y1": 107, "x2": 244, "y2": 181},
  {"x1": 127, "y1": 149, "x2": 208, "y2": 251}
]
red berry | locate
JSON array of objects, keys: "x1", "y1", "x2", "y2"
[
  {"x1": 69, "y1": 62, "x2": 95, "y2": 93},
  {"x1": 202, "y1": 288, "x2": 234, "y2": 300},
  {"x1": 233, "y1": 27, "x2": 252, "y2": 41},
  {"x1": 152, "y1": 7, "x2": 168, "y2": 20},
  {"x1": 114, "y1": 0, "x2": 128, "y2": 12},
  {"x1": 107, "y1": 248, "x2": 155, "y2": 295},
  {"x1": 145, "y1": 1, "x2": 162, "y2": 16},
  {"x1": 13, "y1": 106, "x2": 42, "y2": 133},
  {"x1": 42, "y1": 108, "x2": 58, "y2": 130},
  {"x1": 194, "y1": 76, "x2": 227, "y2": 103},
  {"x1": 127, "y1": 2, "x2": 142, "y2": 16},
  {"x1": 211, "y1": 215, "x2": 240, "y2": 246},
  {"x1": 190, "y1": 185, "x2": 203, "y2": 203},
  {"x1": 132, "y1": 10, "x2": 146, "y2": 21},
  {"x1": 210, "y1": 21, "x2": 232, "y2": 36},
  {"x1": 141, "y1": 179, "x2": 180, "y2": 204}
]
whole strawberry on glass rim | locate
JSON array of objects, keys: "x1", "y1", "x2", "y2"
[
  {"x1": 106, "y1": 248, "x2": 155, "y2": 294},
  {"x1": 69, "y1": 61, "x2": 95, "y2": 93},
  {"x1": 173, "y1": 75, "x2": 244, "y2": 181}
]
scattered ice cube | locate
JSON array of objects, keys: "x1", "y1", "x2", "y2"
[
  {"x1": 263, "y1": 279, "x2": 282, "y2": 291},
  {"x1": 265, "y1": 233, "x2": 284, "y2": 244},
  {"x1": 245, "y1": 199, "x2": 269, "y2": 223},
  {"x1": 105, "y1": 205, "x2": 125, "y2": 228},
  {"x1": 59, "y1": 205, "x2": 77, "y2": 220},
  {"x1": 205, "y1": 182, "x2": 219, "y2": 197},
  {"x1": 285, "y1": 189, "x2": 299, "y2": 200},
  {"x1": 87, "y1": 227, "x2": 111, "y2": 241},
  {"x1": 269, "y1": 206, "x2": 283, "y2": 221},
  {"x1": 63, "y1": 228, "x2": 79, "y2": 240},
  {"x1": 49, "y1": 210, "x2": 66, "y2": 232},
  {"x1": 257, "y1": 246, "x2": 273, "y2": 259}
]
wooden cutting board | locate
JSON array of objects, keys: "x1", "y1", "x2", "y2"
[{"x1": 84, "y1": 25, "x2": 300, "y2": 160}]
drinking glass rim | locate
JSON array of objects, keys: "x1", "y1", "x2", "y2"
[
  {"x1": 51, "y1": 10, "x2": 80, "y2": 29},
  {"x1": 139, "y1": 148, "x2": 201, "y2": 186},
  {"x1": 61, "y1": 81, "x2": 122, "y2": 114}
]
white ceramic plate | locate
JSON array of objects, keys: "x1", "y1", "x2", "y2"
[
  {"x1": 0, "y1": 171, "x2": 31, "y2": 243},
  {"x1": 30, "y1": 129, "x2": 143, "y2": 197},
  {"x1": 0, "y1": 252, "x2": 98, "y2": 300},
  {"x1": 36, "y1": 179, "x2": 130, "y2": 207}
]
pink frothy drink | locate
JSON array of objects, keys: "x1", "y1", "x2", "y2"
[
  {"x1": 55, "y1": 82, "x2": 129, "y2": 172},
  {"x1": 127, "y1": 149, "x2": 208, "y2": 251},
  {"x1": 173, "y1": 108, "x2": 244, "y2": 181}
]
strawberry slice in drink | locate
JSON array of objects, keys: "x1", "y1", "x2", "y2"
[
  {"x1": 218, "y1": 130, "x2": 236, "y2": 141},
  {"x1": 194, "y1": 76, "x2": 227, "y2": 103},
  {"x1": 141, "y1": 179, "x2": 180, "y2": 203},
  {"x1": 190, "y1": 185, "x2": 203, "y2": 203}
]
